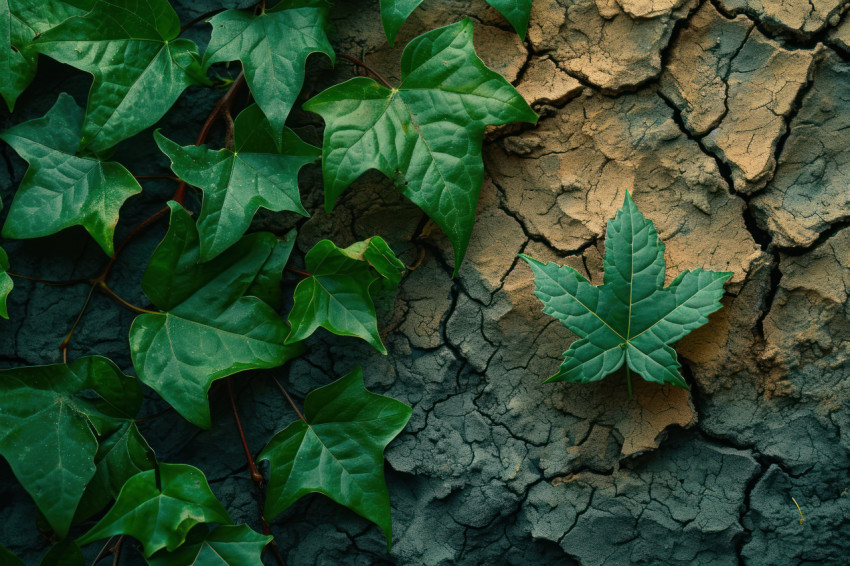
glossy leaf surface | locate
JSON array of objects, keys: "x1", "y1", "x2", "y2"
[
  {"x1": 78, "y1": 463, "x2": 231, "y2": 557},
  {"x1": 521, "y1": 192, "x2": 732, "y2": 388},
  {"x1": 379, "y1": 0, "x2": 533, "y2": 44},
  {"x1": 74, "y1": 421, "x2": 156, "y2": 522},
  {"x1": 156, "y1": 104, "x2": 318, "y2": 261},
  {"x1": 0, "y1": 356, "x2": 142, "y2": 537},
  {"x1": 0, "y1": 94, "x2": 141, "y2": 255},
  {"x1": 33, "y1": 0, "x2": 207, "y2": 151},
  {"x1": 304, "y1": 19, "x2": 536, "y2": 274},
  {"x1": 0, "y1": 0, "x2": 93, "y2": 111},
  {"x1": 286, "y1": 236, "x2": 405, "y2": 354},
  {"x1": 259, "y1": 368, "x2": 411, "y2": 548},
  {"x1": 146, "y1": 525, "x2": 270, "y2": 566},
  {"x1": 130, "y1": 202, "x2": 301, "y2": 429},
  {"x1": 205, "y1": 0, "x2": 334, "y2": 144}
]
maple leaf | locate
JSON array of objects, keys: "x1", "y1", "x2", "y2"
[
  {"x1": 285, "y1": 236, "x2": 406, "y2": 354},
  {"x1": 155, "y1": 104, "x2": 319, "y2": 261},
  {"x1": 0, "y1": 94, "x2": 141, "y2": 256},
  {"x1": 77, "y1": 463, "x2": 231, "y2": 557},
  {"x1": 379, "y1": 0, "x2": 533, "y2": 45},
  {"x1": 259, "y1": 367, "x2": 411, "y2": 549},
  {"x1": 205, "y1": 0, "x2": 334, "y2": 146},
  {"x1": 32, "y1": 0, "x2": 208, "y2": 152},
  {"x1": 130, "y1": 203, "x2": 302, "y2": 429},
  {"x1": 520, "y1": 192, "x2": 732, "y2": 394},
  {"x1": 303, "y1": 18, "x2": 537, "y2": 275}
]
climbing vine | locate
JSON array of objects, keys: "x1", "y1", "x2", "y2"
[{"x1": 0, "y1": 0, "x2": 535, "y2": 563}]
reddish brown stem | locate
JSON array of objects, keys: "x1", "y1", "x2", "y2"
[
  {"x1": 285, "y1": 267, "x2": 312, "y2": 278},
  {"x1": 339, "y1": 53, "x2": 393, "y2": 89},
  {"x1": 7, "y1": 272, "x2": 89, "y2": 286},
  {"x1": 59, "y1": 282, "x2": 98, "y2": 363},
  {"x1": 273, "y1": 377, "x2": 306, "y2": 423},
  {"x1": 227, "y1": 378, "x2": 287, "y2": 565},
  {"x1": 97, "y1": 282, "x2": 158, "y2": 315},
  {"x1": 227, "y1": 378, "x2": 264, "y2": 485}
]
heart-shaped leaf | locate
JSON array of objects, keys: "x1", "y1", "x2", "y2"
[
  {"x1": 0, "y1": 94, "x2": 141, "y2": 255},
  {"x1": 146, "y1": 525, "x2": 271, "y2": 566},
  {"x1": 0, "y1": 356, "x2": 142, "y2": 537},
  {"x1": 130, "y1": 202, "x2": 302, "y2": 428},
  {"x1": 259, "y1": 367, "x2": 411, "y2": 548},
  {"x1": 304, "y1": 19, "x2": 537, "y2": 275},
  {"x1": 521, "y1": 192, "x2": 732, "y2": 391},
  {"x1": 155, "y1": 104, "x2": 318, "y2": 261},
  {"x1": 205, "y1": 0, "x2": 334, "y2": 145},
  {"x1": 286, "y1": 236, "x2": 405, "y2": 353},
  {"x1": 33, "y1": 0, "x2": 208, "y2": 151},
  {"x1": 77, "y1": 463, "x2": 231, "y2": 557}
]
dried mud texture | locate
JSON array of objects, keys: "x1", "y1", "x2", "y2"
[{"x1": 2, "y1": 0, "x2": 850, "y2": 565}]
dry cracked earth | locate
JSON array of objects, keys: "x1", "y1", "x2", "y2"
[{"x1": 2, "y1": 0, "x2": 850, "y2": 564}]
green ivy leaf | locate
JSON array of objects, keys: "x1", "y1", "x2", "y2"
[
  {"x1": 0, "y1": 544, "x2": 25, "y2": 566},
  {"x1": 0, "y1": 93, "x2": 141, "y2": 255},
  {"x1": 0, "y1": 244, "x2": 12, "y2": 319},
  {"x1": 205, "y1": 0, "x2": 334, "y2": 145},
  {"x1": 130, "y1": 202, "x2": 302, "y2": 429},
  {"x1": 304, "y1": 19, "x2": 537, "y2": 275},
  {"x1": 286, "y1": 236, "x2": 405, "y2": 354},
  {"x1": 74, "y1": 421, "x2": 156, "y2": 522},
  {"x1": 77, "y1": 463, "x2": 231, "y2": 557},
  {"x1": 155, "y1": 104, "x2": 318, "y2": 261},
  {"x1": 39, "y1": 540, "x2": 84, "y2": 566},
  {"x1": 0, "y1": 356, "x2": 142, "y2": 538},
  {"x1": 520, "y1": 192, "x2": 732, "y2": 390},
  {"x1": 379, "y1": 1, "x2": 533, "y2": 45},
  {"x1": 259, "y1": 367, "x2": 411, "y2": 548},
  {"x1": 0, "y1": 0, "x2": 94, "y2": 111},
  {"x1": 146, "y1": 525, "x2": 271, "y2": 566},
  {"x1": 33, "y1": 0, "x2": 208, "y2": 152}
]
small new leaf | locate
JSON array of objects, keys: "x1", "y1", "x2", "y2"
[
  {"x1": 205, "y1": 0, "x2": 334, "y2": 145},
  {"x1": 521, "y1": 192, "x2": 732, "y2": 389},
  {"x1": 77, "y1": 463, "x2": 231, "y2": 557},
  {"x1": 146, "y1": 525, "x2": 271, "y2": 566},
  {"x1": 0, "y1": 356, "x2": 142, "y2": 537},
  {"x1": 156, "y1": 104, "x2": 319, "y2": 261},
  {"x1": 380, "y1": 0, "x2": 533, "y2": 45},
  {"x1": 304, "y1": 19, "x2": 537, "y2": 275},
  {"x1": 33, "y1": 0, "x2": 208, "y2": 151},
  {"x1": 0, "y1": 94, "x2": 141, "y2": 255},
  {"x1": 286, "y1": 236, "x2": 405, "y2": 353},
  {"x1": 259, "y1": 368, "x2": 411, "y2": 548},
  {"x1": 130, "y1": 202, "x2": 302, "y2": 429}
]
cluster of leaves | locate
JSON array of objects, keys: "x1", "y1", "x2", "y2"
[{"x1": 0, "y1": 0, "x2": 536, "y2": 562}]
